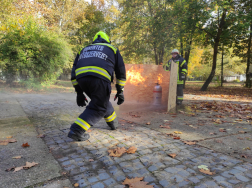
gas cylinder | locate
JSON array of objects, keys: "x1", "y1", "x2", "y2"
[{"x1": 153, "y1": 83, "x2": 162, "y2": 105}]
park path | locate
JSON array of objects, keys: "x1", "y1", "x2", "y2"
[{"x1": 0, "y1": 92, "x2": 252, "y2": 188}]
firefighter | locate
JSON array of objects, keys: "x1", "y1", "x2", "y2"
[
  {"x1": 68, "y1": 31, "x2": 126, "y2": 141},
  {"x1": 163, "y1": 49, "x2": 187, "y2": 105}
]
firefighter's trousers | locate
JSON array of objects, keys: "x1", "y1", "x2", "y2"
[
  {"x1": 177, "y1": 84, "x2": 184, "y2": 102},
  {"x1": 70, "y1": 76, "x2": 118, "y2": 134}
]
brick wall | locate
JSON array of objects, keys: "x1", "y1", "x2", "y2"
[{"x1": 124, "y1": 64, "x2": 170, "y2": 105}]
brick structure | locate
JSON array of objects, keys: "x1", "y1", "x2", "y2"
[{"x1": 124, "y1": 64, "x2": 170, "y2": 105}]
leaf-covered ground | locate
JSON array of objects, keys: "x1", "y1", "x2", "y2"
[{"x1": 184, "y1": 84, "x2": 252, "y2": 102}]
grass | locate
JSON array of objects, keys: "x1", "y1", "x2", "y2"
[
  {"x1": 186, "y1": 81, "x2": 244, "y2": 87},
  {"x1": 0, "y1": 80, "x2": 74, "y2": 94}
]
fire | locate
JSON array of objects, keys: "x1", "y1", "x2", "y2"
[
  {"x1": 126, "y1": 66, "x2": 146, "y2": 86},
  {"x1": 157, "y1": 73, "x2": 163, "y2": 84}
]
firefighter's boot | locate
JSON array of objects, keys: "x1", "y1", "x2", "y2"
[
  {"x1": 107, "y1": 117, "x2": 119, "y2": 130},
  {"x1": 68, "y1": 130, "x2": 90, "y2": 141}
]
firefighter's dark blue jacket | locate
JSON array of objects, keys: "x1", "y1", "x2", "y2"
[
  {"x1": 163, "y1": 55, "x2": 188, "y2": 85},
  {"x1": 71, "y1": 38, "x2": 126, "y2": 92}
]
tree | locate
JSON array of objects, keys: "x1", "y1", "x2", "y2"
[
  {"x1": 232, "y1": 0, "x2": 252, "y2": 88},
  {"x1": 117, "y1": 0, "x2": 177, "y2": 65},
  {"x1": 0, "y1": 17, "x2": 72, "y2": 84},
  {"x1": 198, "y1": 1, "x2": 235, "y2": 91}
]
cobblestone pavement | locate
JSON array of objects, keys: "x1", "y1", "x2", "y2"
[
  {"x1": 17, "y1": 94, "x2": 252, "y2": 188},
  {"x1": 35, "y1": 123, "x2": 252, "y2": 188}
]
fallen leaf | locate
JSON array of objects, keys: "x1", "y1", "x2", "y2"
[
  {"x1": 10, "y1": 161, "x2": 38, "y2": 172},
  {"x1": 89, "y1": 159, "x2": 94, "y2": 162},
  {"x1": 0, "y1": 138, "x2": 17, "y2": 145},
  {"x1": 189, "y1": 125, "x2": 197, "y2": 129},
  {"x1": 159, "y1": 125, "x2": 171, "y2": 129},
  {"x1": 166, "y1": 133, "x2": 174, "y2": 137},
  {"x1": 179, "y1": 111, "x2": 185, "y2": 114},
  {"x1": 239, "y1": 131, "x2": 247, "y2": 134},
  {"x1": 241, "y1": 154, "x2": 248, "y2": 158},
  {"x1": 22, "y1": 143, "x2": 30, "y2": 147},
  {"x1": 169, "y1": 113, "x2": 177, "y2": 115},
  {"x1": 86, "y1": 129, "x2": 92, "y2": 133},
  {"x1": 214, "y1": 119, "x2": 222, "y2": 124},
  {"x1": 37, "y1": 134, "x2": 45, "y2": 138},
  {"x1": 199, "y1": 168, "x2": 215, "y2": 175},
  {"x1": 108, "y1": 147, "x2": 127, "y2": 157},
  {"x1": 173, "y1": 136, "x2": 180, "y2": 140},
  {"x1": 243, "y1": 147, "x2": 251, "y2": 150},
  {"x1": 215, "y1": 139, "x2": 223, "y2": 143},
  {"x1": 174, "y1": 131, "x2": 182, "y2": 134},
  {"x1": 219, "y1": 128, "x2": 226, "y2": 132},
  {"x1": 198, "y1": 165, "x2": 209, "y2": 170},
  {"x1": 235, "y1": 119, "x2": 243, "y2": 121},
  {"x1": 237, "y1": 137, "x2": 244, "y2": 140},
  {"x1": 12, "y1": 156, "x2": 22, "y2": 159},
  {"x1": 129, "y1": 181, "x2": 154, "y2": 188},
  {"x1": 5, "y1": 167, "x2": 15, "y2": 172},
  {"x1": 164, "y1": 122, "x2": 171, "y2": 126},
  {"x1": 146, "y1": 122, "x2": 151, "y2": 125},
  {"x1": 183, "y1": 141, "x2": 196, "y2": 145},
  {"x1": 0, "y1": 141, "x2": 9, "y2": 145},
  {"x1": 215, "y1": 115, "x2": 225, "y2": 118},
  {"x1": 122, "y1": 177, "x2": 144, "y2": 185},
  {"x1": 122, "y1": 177, "x2": 154, "y2": 188},
  {"x1": 127, "y1": 146, "x2": 137, "y2": 154},
  {"x1": 168, "y1": 153, "x2": 177, "y2": 158},
  {"x1": 74, "y1": 183, "x2": 79, "y2": 187},
  {"x1": 62, "y1": 171, "x2": 67, "y2": 175},
  {"x1": 23, "y1": 162, "x2": 38, "y2": 169},
  {"x1": 131, "y1": 114, "x2": 141, "y2": 118},
  {"x1": 14, "y1": 166, "x2": 24, "y2": 172},
  {"x1": 6, "y1": 136, "x2": 13, "y2": 139},
  {"x1": 209, "y1": 132, "x2": 217, "y2": 135}
]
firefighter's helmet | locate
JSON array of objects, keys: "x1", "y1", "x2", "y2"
[
  {"x1": 93, "y1": 31, "x2": 110, "y2": 43},
  {"x1": 171, "y1": 49, "x2": 179, "y2": 54}
]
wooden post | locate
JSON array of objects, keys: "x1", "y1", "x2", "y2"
[{"x1": 167, "y1": 61, "x2": 178, "y2": 112}]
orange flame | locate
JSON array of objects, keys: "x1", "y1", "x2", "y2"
[
  {"x1": 126, "y1": 66, "x2": 146, "y2": 86},
  {"x1": 157, "y1": 73, "x2": 163, "y2": 84}
]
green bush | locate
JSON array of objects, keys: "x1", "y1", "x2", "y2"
[
  {"x1": 0, "y1": 17, "x2": 73, "y2": 85},
  {"x1": 233, "y1": 79, "x2": 240, "y2": 83}
]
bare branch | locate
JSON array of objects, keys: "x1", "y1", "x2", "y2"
[{"x1": 195, "y1": 26, "x2": 215, "y2": 38}]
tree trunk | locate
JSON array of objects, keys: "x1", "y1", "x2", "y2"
[
  {"x1": 158, "y1": 47, "x2": 164, "y2": 65},
  {"x1": 180, "y1": 37, "x2": 184, "y2": 57},
  {"x1": 183, "y1": 40, "x2": 192, "y2": 89},
  {"x1": 154, "y1": 46, "x2": 159, "y2": 65},
  {"x1": 221, "y1": 46, "x2": 224, "y2": 87},
  {"x1": 184, "y1": 40, "x2": 192, "y2": 63},
  {"x1": 200, "y1": 10, "x2": 227, "y2": 91},
  {"x1": 245, "y1": 24, "x2": 252, "y2": 88}
]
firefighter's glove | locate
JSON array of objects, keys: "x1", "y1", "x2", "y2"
[
  {"x1": 76, "y1": 92, "x2": 88, "y2": 107},
  {"x1": 180, "y1": 73, "x2": 186, "y2": 80},
  {"x1": 114, "y1": 84, "x2": 124, "y2": 105}
]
